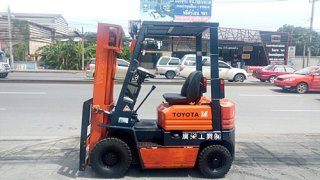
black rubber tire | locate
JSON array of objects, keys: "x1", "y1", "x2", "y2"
[
  {"x1": 296, "y1": 82, "x2": 308, "y2": 94},
  {"x1": 165, "y1": 71, "x2": 176, "y2": 79},
  {"x1": 259, "y1": 79, "x2": 266, "y2": 82},
  {"x1": 90, "y1": 138, "x2": 132, "y2": 178},
  {"x1": 198, "y1": 145, "x2": 232, "y2": 178},
  {"x1": 268, "y1": 76, "x2": 276, "y2": 83},
  {"x1": 233, "y1": 73, "x2": 245, "y2": 82},
  {"x1": 0, "y1": 73, "x2": 8, "y2": 78}
]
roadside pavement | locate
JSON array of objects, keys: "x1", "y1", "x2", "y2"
[
  {"x1": 0, "y1": 134, "x2": 319, "y2": 180},
  {"x1": 0, "y1": 70, "x2": 271, "y2": 86}
]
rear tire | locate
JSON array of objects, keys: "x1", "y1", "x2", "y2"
[
  {"x1": 198, "y1": 145, "x2": 232, "y2": 178},
  {"x1": 296, "y1": 82, "x2": 308, "y2": 94},
  {"x1": 90, "y1": 138, "x2": 132, "y2": 178},
  {"x1": 268, "y1": 76, "x2": 276, "y2": 83},
  {"x1": 165, "y1": 71, "x2": 175, "y2": 79}
]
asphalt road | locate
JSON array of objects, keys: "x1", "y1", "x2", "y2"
[{"x1": 0, "y1": 83, "x2": 320, "y2": 179}]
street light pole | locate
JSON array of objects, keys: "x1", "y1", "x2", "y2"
[
  {"x1": 307, "y1": 0, "x2": 318, "y2": 67},
  {"x1": 82, "y1": 27, "x2": 85, "y2": 71},
  {"x1": 7, "y1": 6, "x2": 14, "y2": 69}
]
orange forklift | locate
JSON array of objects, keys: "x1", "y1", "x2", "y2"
[{"x1": 79, "y1": 21, "x2": 235, "y2": 178}]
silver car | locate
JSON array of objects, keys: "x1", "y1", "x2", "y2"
[
  {"x1": 86, "y1": 58, "x2": 148, "y2": 80},
  {"x1": 155, "y1": 56, "x2": 180, "y2": 79}
]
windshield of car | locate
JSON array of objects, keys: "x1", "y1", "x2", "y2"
[
  {"x1": 294, "y1": 66, "x2": 318, "y2": 75},
  {"x1": 0, "y1": 51, "x2": 5, "y2": 62},
  {"x1": 263, "y1": 65, "x2": 275, "y2": 70}
]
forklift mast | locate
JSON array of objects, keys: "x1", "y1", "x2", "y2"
[{"x1": 79, "y1": 23, "x2": 123, "y2": 170}]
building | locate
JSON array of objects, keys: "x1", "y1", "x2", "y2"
[
  {"x1": 0, "y1": 13, "x2": 69, "y2": 62},
  {"x1": 140, "y1": 26, "x2": 290, "y2": 69}
]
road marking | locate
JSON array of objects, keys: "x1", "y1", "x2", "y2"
[
  {"x1": 272, "y1": 110, "x2": 320, "y2": 112},
  {"x1": 240, "y1": 94, "x2": 300, "y2": 97},
  {"x1": 0, "y1": 108, "x2": 6, "y2": 111},
  {"x1": 0, "y1": 92, "x2": 47, "y2": 95}
]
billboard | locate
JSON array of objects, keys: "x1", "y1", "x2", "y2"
[
  {"x1": 140, "y1": 0, "x2": 212, "y2": 22},
  {"x1": 260, "y1": 31, "x2": 290, "y2": 65}
]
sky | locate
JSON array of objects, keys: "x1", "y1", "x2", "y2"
[{"x1": 0, "y1": 0, "x2": 319, "y2": 33}]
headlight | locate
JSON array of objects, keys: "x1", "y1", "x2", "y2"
[
  {"x1": 0, "y1": 65, "x2": 4, "y2": 70},
  {"x1": 284, "y1": 77, "x2": 295, "y2": 82}
]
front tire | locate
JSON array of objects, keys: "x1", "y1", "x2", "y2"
[
  {"x1": 165, "y1": 71, "x2": 175, "y2": 79},
  {"x1": 233, "y1": 73, "x2": 245, "y2": 82},
  {"x1": 198, "y1": 145, "x2": 232, "y2": 178},
  {"x1": 90, "y1": 138, "x2": 132, "y2": 178},
  {"x1": 296, "y1": 82, "x2": 308, "y2": 94}
]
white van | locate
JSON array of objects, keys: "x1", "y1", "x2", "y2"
[
  {"x1": 177, "y1": 54, "x2": 248, "y2": 82},
  {"x1": 155, "y1": 56, "x2": 180, "y2": 79}
]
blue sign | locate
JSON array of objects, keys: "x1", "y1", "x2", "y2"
[{"x1": 174, "y1": 0, "x2": 212, "y2": 21}]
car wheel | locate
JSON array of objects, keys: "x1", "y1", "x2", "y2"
[
  {"x1": 296, "y1": 82, "x2": 308, "y2": 94},
  {"x1": 233, "y1": 73, "x2": 245, "y2": 82},
  {"x1": 90, "y1": 138, "x2": 132, "y2": 178},
  {"x1": 268, "y1": 76, "x2": 276, "y2": 83},
  {"x1": 0, "y1": 73, "x2": 8, "y2": 78},
  {"x1": 165, "y1": 71, "x2": 175, "y2": 79},
  {"x1": 198, "y1": 145, "x2": 232, "y2": 178}
]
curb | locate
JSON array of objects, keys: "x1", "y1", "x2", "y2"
[{"x1": 0, "y1": 79, "x2": 274, "y2": 86}]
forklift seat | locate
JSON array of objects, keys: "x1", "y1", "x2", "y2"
[{"x1": 163, "y1": 71, "x2": 203, "y2": 105}]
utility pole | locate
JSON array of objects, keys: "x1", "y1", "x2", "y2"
[
  {"x1": 7, "y1": 6, "x2": 14, "y2": 69},
  {"x1": 307, "y1": 0, "x2": 318, "y2": 67},
  {"x1": 82, "y1": 27, "x2": 85, "y2": 71}
]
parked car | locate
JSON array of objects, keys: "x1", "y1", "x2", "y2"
[
  {"x1": 86, "y1": 58, "x2": 149, "y2": 80},
  {"x1": 274, "y1": 66, "x2": 320, "y2": 94},
  {"x1": 177, "y1": 54, "x2": 248, "y2": 82},
  {"x1": 252, "y1": 64, "x2": 296, "y2": 83},
  {"x1": 155, "y1": 56, "x2": 180, "y2": 79},
  {"x1": 0, "y1": 50, "x2": 10, "y2": 78}
]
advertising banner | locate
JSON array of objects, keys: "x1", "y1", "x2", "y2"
[
  {"x1": 140, "y1": 0, "x2": 212, "y2": 22},
  {"x1": 260, "y1": 31, "x2": 289, "y2": 65}
]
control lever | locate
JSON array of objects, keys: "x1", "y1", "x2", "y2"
[{"x1": 134, "y1": 85, "x2": 156, "y2": 113}]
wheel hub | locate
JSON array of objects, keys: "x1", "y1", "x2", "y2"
[
  {"x1": 210, "y1": 157, "x2": 222, "y2": 168},
  {"x1": 103, "y1": 152, "x2": 118, "y2": 166}
]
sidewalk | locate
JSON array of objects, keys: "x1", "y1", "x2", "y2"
[
  {"x1": 1, "y1": 70, "x2": 268, "y2": 86},
  {"x1": 0, "y1": 134, "x2": 319, "y2": 180}
]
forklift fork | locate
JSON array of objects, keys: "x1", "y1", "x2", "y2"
[{"x1": 79, "y1": 98, "x2": 92, "y2": 171}]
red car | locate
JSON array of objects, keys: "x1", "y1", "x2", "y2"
[
  {"x1": 252, "y1": 65, "x2": 296, "y2": 83},
  {"x1": 274, "y1": 66, "x2": 320, "y2": 94}
]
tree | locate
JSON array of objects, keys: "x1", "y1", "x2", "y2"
[
  {"x1": 277, "y1": 24, "x2": 320, "y2": 56},
  {"x1": 12, "y1": 19, "x2": 30, "y2": 60},
  {"x1": 39, "y1": 40, "x2": 81, "y2": 70}
]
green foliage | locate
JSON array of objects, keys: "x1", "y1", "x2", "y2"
[
  {"x1": 118, "y1": 45, "x2": 131, "y2": 60},
  {"x1": 12, "y1": 19, "x2": 30, "y2": 60},
  {"x1": 278, "y1": 24, "x2": 320, "y2": 56},
  {"x1": 13, "y1": 42, "x2": 28, "y2": 61},
  {"x1": 39, "y1": 40, "x2": 82, "y2": 70},
  {"x1": 38, "y1": 34, "x2": 133, "y2": 69}
]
